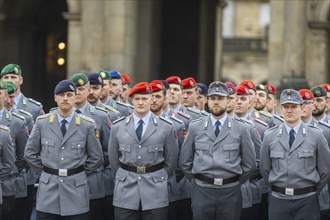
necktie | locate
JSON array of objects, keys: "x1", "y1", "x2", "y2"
[
  {"x1": 136, "y1": 119, "x2": 143, "y2": 141},
  {"x1": 75, "y1": 109, "x2": 82, "y2": 114},
  {"x1": 289, "y1": 129, "x2": 295, "y2": 147},
  {"x1": 61, "y1": 119, "x2": 67, "y2": 137},
  {"x1": 214, "y1": 121, "x2": 221, "y2": 137}
]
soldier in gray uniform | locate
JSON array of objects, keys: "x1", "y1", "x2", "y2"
[
  {"x1": 311, "y1": 86, "x2": 330, "y2": 124},
  {"x1": 0, "y1": 124, "x2": 16, "y2": 219},
  {"x1": 69, "y1": 73, "x2": 111, "y2": 220},
  {"x1": 0, "y1": 79, "x2": 29, "y2": 220},
  {"x1": 179, "y1": 81, "x2": 256, "y2": 220},
  {"x1": 260, "y1": 89, "x2": 330, "y2": 220},
  {"x1": 109, "y1": 82, "x2": 179, "y2": 220},
  {"x1": 24, "y1": 79, "x2": 103, "y2": 220}
]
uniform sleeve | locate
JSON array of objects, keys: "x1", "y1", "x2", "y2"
[
  {"x1": 239, "y1": 126, "x2": 256, "y2": 183},
  {"x1": 84, "y1": 123, "x2": 104, "y2": 174},
  {"x1": 260, "y1": 131, "x2": 272, "y2": 184},
  {"x1": 316, "y1": 132, "x2": 330, "y2": 192},
  {"x1": 15, "y1": 120, "x2": 29, "y2": 171},
  {"x1": 101, "y1": 116, "x2": 111, "y2": 168},
  {"x1": 109, "y1": 125, "x2": 121, "y2": 174},
  {"x1": 26, "y1": 116, "x2": 34, "y2": 134},
  {"x1": 24, "y1": 121, "x2": 43, "y2": 172},
  {"x1": 0, "y1": 132, "x2": 15, "y2": 178},
  {"x1": 248, "y1": 125, "x2": 262, "y2": 180},
  {"x1": 163, "y1": 124, "x2": 179, "y2": 175},
  {"x1": 179, "y1": 125, "x2": 195, "y2": 180}
]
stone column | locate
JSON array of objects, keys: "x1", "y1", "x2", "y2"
[{"x1": 214, "y1": 0, "x2": 226, "y2": 81}]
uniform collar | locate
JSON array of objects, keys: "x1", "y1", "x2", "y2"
[
  {"x1": 132, "y1": 111, "x2": 152, "y2": 127},
  {"x1": 14, "y1": 92, "x2": 22, "y2": 108},
  {"x1": 284, "y1": 121, "x2": 302, "y2": 135},
  {"x1": 74, "y1": 102, "x2": 88, "y2": 114},
  {"x1": 210, "y1": 113, "x2": 228, "y2": 127},
  {"x1": 57, "y1": 111, "x2": 75, "y2": 125}
]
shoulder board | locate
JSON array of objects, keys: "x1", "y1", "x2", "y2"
[
  {"x1": 260, "y1": 111, "x2": 272, "y2": 118},
  {"x1": 307, "y1": 124, "x2": 322, "y2": 130},
  {"x1": 95, "y1": 106, "x2": 108, "y2": 113},
  {"x1": 187, "y1": 107, "x2": 201, "y2": 114},
  {"x1": 159, "y1": 116, "x2": 173, "y2": 125},
  {"x1": 319, "y1": 121, "x2": 330, "y2": 129},
  {"x1": 79, "y1": 115, "x2": 95, "y2": 124},
  {"x1": 201, "y1": 110, "x2": 209, "y2": 116},
  {"x1": 11, "y1": 112, "x2": 25, "y2": 121},
  {"x1": 103, "y1": 105, "x2": 120, "y2": 113},
  {"x1": 37, "y1": 113, "x2": 51, "y2": 120},
  {"x1": 190, "y1": 117, "x2": 203, "y2": 124},
  {"x1": 49, "y1": 107, "x2": 58, "y2": 112},
  {"x1": 254, "y1": 118, "x2": 268, "y2": 127},
  {"x1": 113, "y1": 116, "x2": 126, "y2": 124},
  {"x1": 0, "y1": 124, "x2": 10, "y2": 132},
  {"x1": 237, "y1": 117, "x2": 254, "y2": 125},
  {"x1": 27, "y1": 98, "x2": 42, "y2": 106},
  {"x1": 267, "y1": 125, "x2": 279, "y2": 132},
  {"x1": 18, "y1": 109, "x2": 32, "y2": 117},
  {"x1": 116, "y1": 101, "x2": 129, "y2": 108},
  {"x1": 254, "y1": 111, "x2": 260, "y2": 119},
  {"x1": 177, "y1": 111, "x2": 192, "y2": 120},
  {"x1": 273, "y1": 114, "x2": 284, "y2": 122},
  {"x1": 169, "y1": 116, "x2": 183, "y2": 124},
  {"x1": 127, "y1": 104, "x2": 134, "y2": 110}
]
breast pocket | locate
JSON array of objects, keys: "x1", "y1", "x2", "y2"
[
  {"x1": 71, "y1": 142, "x2": 86, "y2": 158},
  {"x1": 223, "y1": 144, "x2": 239, "y2": 161},
  {"x1": 41, "y1": 138, "x2": 55, "y2": 158},
  {"x1": 119, "y1": 145, "x2": 131, "y2": 163},
  {"x1": 194, "y1": 143, "x2": 210, "y2": 163},
  {"x1": 298, "y1": 150, "x2": 315, "y2": 171},
  {"x1": 270, "y1": 151, "x2": 284, "y2": 171},
  {"x1": 148, "y1": 145, "x2": 164, "y2": 163}
]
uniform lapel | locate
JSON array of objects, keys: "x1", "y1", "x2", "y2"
[
  {"x1": 125, "y1": 116, "x2": 139, "y2": 142},
  {"x1": 49, "y1": 113, "x2": 63, "y2": 141},
  {"x1": 214, "y1": 117, "x2": 230, "y2": 144},
  {"x1": 61, "y1": 114, "x2": 79, "y2": 145},
  {"x1": 205, "y1": 117, "x2": 216, "y2": 142},
  {"x1": 278, "y1": 124, "x2": 290, "y2": 152},
  {"x1": 140, "y1": 116, "x2": 156, "y2": 143},
  {"x1": 1, "y1": 111, "x2": 10, "y2": 127},
  {"x1": 289, "y1": 124, "x2": 305, "y2": 153}
]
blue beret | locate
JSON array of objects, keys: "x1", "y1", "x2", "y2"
[
  {"x1": 109, "y1": 70, "x2": 121, "y2": 79},
  {"x1": 54, "y1": 80, "x2": 76, "y2": 95},
  {"x1": 280, "y1": 89, "x2": 302, "y2": 105},
  {"x1": 196, "y1": 83, "x2": 208, "y2": 96},
  {"x1": 87, "y1": 73, "x2": 103, "y2": 85}
]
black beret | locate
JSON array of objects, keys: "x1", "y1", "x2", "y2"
[{"x1": 54, "y1": 80, "x2": 76, "y2": 95}]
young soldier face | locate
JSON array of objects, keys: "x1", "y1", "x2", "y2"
[
  {"x1": 109, "y1": 79, "x2": 122, "y2": 100},
  {"x1": 301, "y1": 100, "x2": 314, "y2": 118},
  {"x1": 4, "y1": 94, "x2": 14, "y2": 110},
  {"x1": 312, "y1": 97, "x2": 327, "y2": 117},
  {"x1": 255, "y1": 91, "x2": 267, "y2": 111},
  {"x1": 182, "y1": 88, "x2": 198, "y2": 108},
  {"x1": 100, "y1": 80, "x2": 111, "y2": 100},
  {"x1": 151, "y1": 90, "x2": 165, "y2": 113},
  {"x1": 207, "y1": 95, "x2": 228, "y2": 117},
  {"x1": 281, "y1": 103, "x2": 302, "y2": 125},
  {"x1": 235, "y1": 95, "x2": 251, "y2": 115},
  {"x1": 55, "y1": 91, "x2": 76, "y2": 112},
  {"x1": 120, "y1": 84, "x2": 130, "y2": 103},
  {"x1": 88, "y1": 85, "x2": 102, "y2": 105},
  {"x1": 169, "y1": 84, "x2": 182, "y2": 106},
  {"x1": 226, "y1": 94, "x2": 237, "y2": 113},
  {"x1": 266, "y1": 94, "x2": 277, "y2": 113},
  {"x1": 132, "y1": 94, "x2": 152, "y2": 117},
  {"x1": 195, "y1": 94, "x2": 207, "y2": 111},
  {"x1": 1, "y1": 74, "x2": 23, "y2": 92},
  {"x1": 75, "y1": 84, "x2": 90, "y2": 105}
]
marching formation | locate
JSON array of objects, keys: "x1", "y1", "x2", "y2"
[{"x1": 0, "y1": 63, "x2": 329, "y2": 220}]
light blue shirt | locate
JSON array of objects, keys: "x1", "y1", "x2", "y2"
[
  {"x1": 172, "y1": 104, "x2": 182, "y2": 112},
  {"x1": 74, "y1": 102, "x2": 88, "y2": 114},
  {"x1": 57, "y1": 111, "x2": 75, "y2": 131},
  {"x1": 132, "y1": 111, "x2": 152, "y2": 138},
  {"x1": 210, "y1": 113, "x2": 228, "y2": 133},
  {"x1": 14, "y1": 92, "x2": 22, "y2": 109},
  {"x1": 284, "y1": 121, "x2": 302, "y2": 139},
  {"x1": 0, "y1": 108, "x2": 4, "y2": 119}
]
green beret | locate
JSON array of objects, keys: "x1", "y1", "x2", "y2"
[
  {"x1": 97, "y1": 70, "x2": 111, "y2": 80},
  {"x1": 311, "y1": 85, "x2": 327, "y2": 97},
  {"x1": 256, "y1": 84, "x2": 268, "y2": 93},
  {"x1": 1, "y1": 64, "x2": 22, "y2": 77},
  {"x1": 69, "y1": 73, "x2": 89, "y2": 87},
  {"x1": 0, "y1": 80, "x2": 7, "y2": 90},
  {"x1": 4, "y1": 81, "x2": 16, "y2": 94}
]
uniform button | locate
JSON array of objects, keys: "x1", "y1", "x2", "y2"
[
  {"x1": 61, "y1": 147, "x2": 65, "y2": 150},
  {"x1": 155, "y1": 148, "x2": 158, "y2": 150},
  {"x1": 122, "y1": 147, "x2": 125, "y2": 150},
  {"x1": 84, "y1": 180, "x2": 87, "y2": 183},
  {"x1": 61, "y1": 157, "x2": 64, "y2": 160},
  {"x1": 161, "y1": 176, "x2": 164, "y2": 180},
  {"x1": 60, "y1": 179, "x2": 63, "y2": 182},
  {"x1": 138, "y1": 177, "x2": 141, "y2": 180},
  {"x1": 138, "y1": 145, "x2": 141, "y2": 148},
  {"x1": 78, "y1": 144, "x2": 81, "y2": 148},
  {"x1": 45, "y1": 141, "x2": 48, "y2": 144},
  {"x1": 138, "y1": 156, "x2": 142, "y2": 159}
]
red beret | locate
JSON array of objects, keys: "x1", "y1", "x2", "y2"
[
  {"x1": 225, "y1": 82, "x2": 236, "y2": 95},
  {"x1": 320, "y1": 84, "x2": 330, "y2": 92},
  {"x1": 236, "y1": 85, "x2": 249, "y2": 96},
  {"x1": 181, "y1": 77, "x2": 196, "y2": 89},
  {"x1": 165, "y1": 76, "x2": 182, "y2": 85},
  {"x1": 265, "y1": 84, "x2": 277, "y2": 95},
  {"x1": 298, "y1": 89, "x2": 314, "y2": 101},
  {"x1": 239, "y1": 80, "x2": 256, "y2": 91},
  {"x1": 150, "y1": 80, "x2": 165, "y2": 93},
  {"x1": 121, "y1": 73, "x2": 131, "y2": 84},
  {"x1": 128, "y1": 82, "x2": 152, "y2": 97}
]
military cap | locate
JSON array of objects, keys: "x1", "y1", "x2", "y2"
[
  {"x1": 236, "y1": 85, "x2": 249, "y2": 96},
  {"x1": 128, "y1": 82, "x2": 153, "y2": 97},
  {"x1": 320, "y1": 83, "x2": 330, "y2": 93},
  {"x1": 256, "y1": 84, "x2": 268, "y2": 93},
  {"x1": 69, "y1": 73, "x2": 89, "y2": 87},
  {"x1": 54, "y1": 80, "x2": 76, "y2": 95},
  {"x1": 98, "y1": 70, "x2": 111, "y2": 80},
  {"x1": 4, "y1": 81, "x2": 16, "y2": 94},
  {"x1": 109, "y1": 70, "x2": 121, "y2": 79},
  {"x1": 224, "y1": 82, "x2": 236, "y2": 95},
  {"x1": 208, "y1": 81, "x2": 229, "y2": 97},
  {"x1": 280, "y1": 89, "x2": 302, "y2": 105},
  {"x1": 265, "y1": 84, "x2": 277, "y2": 95},
  {"x1": 0, "y1": 79, "x2": 7, "y2": 90},
  {"x1": 239, "y1": 80, "x2": 256, "y2": 91},
  {"x1": 87, "y1": 73, "x2": 103, "y2": 85},
  {"x1": 181, "y1": 77, "x2": 196, "y2": 89},
  {"x1": 311, "y1": 85, "x2": 327, "y2": 97},
  {"x1": 121, "y1": 73, "x2": 131, "y2": 85},
  {"x1": 150, "y1": 80, "x2": 165, "y2": 93},
  {"x1": 298, "y1": 89, "x2": 314, "y2": 101},
  {"x1": 165, "y1": 76, "x2": 182, "y2": 85},
  {"x1": 1, "y1": 64, "x2": 22, "y2": 77},
  {"x1": 197, "y1": 83, "x2": 208, "y2": 96}
]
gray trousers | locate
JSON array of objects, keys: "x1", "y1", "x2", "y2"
[
  {"x1": 269, "y1": 194, "x2": 320, "y2": 220},
  {"x1": 191, "y1": 184, "x2": 242, "y2": 220},
  {"x1": 114, "y1": 206, "x2": 168, "y2": 220}
]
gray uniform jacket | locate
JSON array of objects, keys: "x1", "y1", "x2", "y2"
[
  {"x1": 179, "y1": 115, "x2": 256, "y2": 188},
  {"x1": 109, "y1": 114, "x2": 179, "y2": 210},
  {"x1": 24, "y1": 112, "x2": 103, "y2": 216},
  {"x1": 97, "y1": 102, "x2": 120, "y2": 122},
  {"x1": 260, "y1": 123, "x2": 330, "y2": 199},
  {"x1": 0, "y1": 125, "x2": 16, "y2": 204},
  {"x1": 16, "y1": 93, "x2": 44, "y2": 121},
  {"x1": 104, "y1": 98, "x2": 131, "y2": 117},
  {"x1": 251, "y1": 109, "x2": 274, "y2": 128},
  {"x1": 1, "y1": 110, "x2": 29, "y2": 198}
]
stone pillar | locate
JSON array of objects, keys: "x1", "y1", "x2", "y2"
[{"x1": 214, "y1": 0, "x2": 226, "y2": 81}]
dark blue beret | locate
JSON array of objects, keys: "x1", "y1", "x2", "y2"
[
  {"x1": 54, "y1": 80, "x2": 76, "y2": 95},
  {"x1": 160, "y1": 80, "x2": 170, "y2": 89},
  {"x1": 109, "y1": 70, "x2": 121, "y2": 79},
  {"x1": 87, "y1": 73, "x2": 103, "y2": 85},
  {"x1": 197, "y1": 83, "x2": 208, "y2": 96}
]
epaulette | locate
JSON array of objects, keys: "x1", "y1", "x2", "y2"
[
  {"x1": 0, "y1": 124, "x2": 10, "y2": 132},
  {"x1": 260, "y1": 111, "x2": 272, "y2": 119},
  {"x1": 267, "y1": 125, "x2": 279, "y2": 132},
  {"x1": 49, "y1": 107, "x2": 58, "y2": 112},
  {"x1": 103, "y1": 105, "x2": 120, "y2": 114},
  {"x1": 18, "y1": 109, "x2": 32, "y2": 117},
  {"x1": 319, "y1": 121, "x2": 330, "y2": 129},
  {"x1": 187, "y1": 107, "x2": 201, "y2": 114},
  {"x1": 79, "y1": 114, "x2": 95, "y2": 124},
  {"x1": 169, "y1": 116, "x2": 184, "y2": 124},
  {"x1": 116, "y1": 101, "x2": 129, "y2": 108},
  {"x1": 127, "y1": 104, "x2": 134, "y2": 110},
  {"x1": 201, "y1": 110, "x2": 209, "y2": 116},
  {"x1": 190, "y1": 117, "x2": 203, "y2": 124},
  {"x1": 238, "y1": 117, "x2": 254, "y2": 126},
  {"x1": 177, "y1": 111, "x2": 192, "y2": 120},
  {"x1": 113, "y1": 116, "x2": 126, "y2": 124},
  {"x1": 273, "y1": 114, "x2": 284, "y2": 122},
  {"x1": 12, "y1": 112, "x2": 25, "y2": 121},
  {"x1": 27, "y1": 98, "x2": 42, "y2": 106},
  {"x1": 254, "y1": 111, "x2": 260, "y2": 119},
  {"x1": 37, "y1": 113, "x2": 51, "y2": 120},
  {"x1": 95, "y1": 106, "x2": 108, "y2": 113},
  {"x1": 159, "y1": 116, "x2": 173, "y2": 125},
  {"x1": 254, "y1": 118, "x2": 268, "y2": 127}
]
